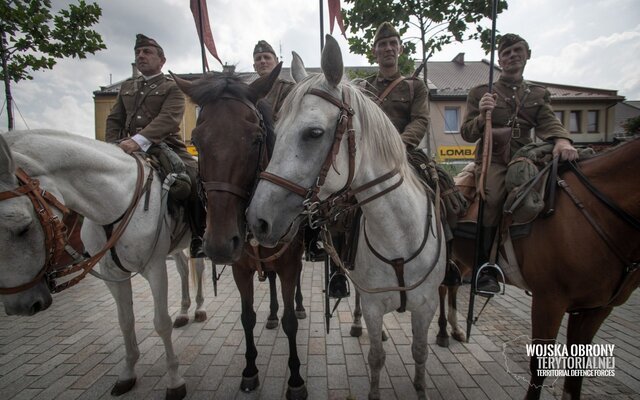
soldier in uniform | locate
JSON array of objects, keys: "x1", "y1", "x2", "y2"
[
  {"x1": 106, "y1": 34, "x2": 206, "y2": 258},
  {"x1": 362, "y1": 21, "x2": 431, "y2": 149},
  {"x1": 252, "y1": 40, "x2": 294, "y2": 120},
  {"x1": 324, "y1": 22, "x2": 432, "y2": 299},
  {"x1": 461, "y1": 33, "x2": 578, "y2": 293}
]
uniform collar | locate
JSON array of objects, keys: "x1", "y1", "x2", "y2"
[
  {"x1": 498, "y1": 75, "x2": 524, "y2": 86},
  {"x1": 376, "y1": 70, "x2": 402, "y2": 83}
]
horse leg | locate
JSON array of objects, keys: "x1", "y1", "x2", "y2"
[
  {"x1": 279, "y1": 268, "x2": 307, "y2": 399},
  {"x1": 436, "y1": 284, "x2": 450, "y2": 347},
  {"x1": 350, "y1": 290, "x2": 363, "y2": 337},
  {"x1": 411, "y1": 304, "x2": 437, "y2": 400},
  {"x1": 233, "y1": 266, "x2": 260, "y2": 392},
  {"x1": 526, "y1": 297, "x2": 566, "y2": 400},
  {"x1": 448, "y1": 284, "x2": 466, "y2": 342},
  {"x1": 362, "y1": 304, "x2": 385, "y2": 400},
  {"x1": 145, "y1": 260, "x2": 186, "y2": 400},
  {"x1": 105, "y1": 278, "x2": 140, "y2": 396},
  {"x1": 266, "y1": 271, "x2": 279, "y2": 329},
  {"x1": 192, "y1": 257, "x2": 207, "y2": 322},
  {"x1": 562, "y1": 307, "x2": 613, "y2": 400},
  {"x1": 294, "y1": 270, "x2": 307, "y2": 319},
  {"x1": 173, "y1": 251, "x2": 191, "y2": 328}
]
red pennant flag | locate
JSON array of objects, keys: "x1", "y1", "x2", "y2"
[
  {"x1": 190, "y1": 0, "x2": 222, "y2": 69},
  {"x1": 328, "y1": 0, "x2": 347, "y2": 38}
]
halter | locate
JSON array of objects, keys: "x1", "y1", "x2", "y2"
[
  {"x1": 259, "y1": 87, "x2": 402, "y2": 229},
  {"x1": 0, "y1": 154, "x2": 149, "y2": 294}
]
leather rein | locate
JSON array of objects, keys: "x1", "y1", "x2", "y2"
[
  {"x1": 0, "y1": 154, "x2": 149, "y2": 295},
  {"x1": 259, "y1": 88, "x2": 403, "y2": 229}
]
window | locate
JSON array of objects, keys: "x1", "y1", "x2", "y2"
[
  {"x1": 555, "y1": 110, "x2": 564, "y2": 124},
  {"x1": 444, "y1": 107, "x2": 460, "y2": 133},
  {"x1": 587, "y1": 110, "x2": 599, "y2": 133},
  {"x1": 569, "y1": 111, "x2": 581, "y2": 133}
]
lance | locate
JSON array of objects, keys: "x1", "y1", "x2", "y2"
[{"x1": 466, "y1": 0, "x2": 499, "y2": 342}]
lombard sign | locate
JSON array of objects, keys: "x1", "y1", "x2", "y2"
[{"x1": 438, "y1": 145, "x2": 476, "y2": 160}]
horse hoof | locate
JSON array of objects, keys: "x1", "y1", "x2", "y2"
[
  {"x1": 194, "y1": 310, "x2": 207, "y2": 322},
  {"x1": 436, "y1": 335, "x2": 450, "y2": 347},
  {"x1": 165, "y1": 383, "x2": 186, "y2": 400},
  {"x1": 111, "y1": 377, "x2": 136, "y2": 396},
  {"x1": 368, "y1": 392, "x2": 381, "y2": 400},
  {"x1": 173, "y1": 316, "x2": 189, "y2": 328},
  {"x1": 240, "y1": 373, "x2": 260, "y2": 392},
  {"x1": 381, "y1": 331, "x2": 388, "y2": 342},
  {"x1": 452, "y1": 331, "x2": 466, "y2": 343},
  {"x1": 286, "y1": 383, "x2": 308, "y2": 400},
  {"x1": 295, "y1": 310, "x2": 307, "y2": 319},
  {"x1": 350, "y1": 325, "x2": 362, "y2": 337},
  {"x1": 266, "y1": 318, "x2": 279, "y2": 330}
]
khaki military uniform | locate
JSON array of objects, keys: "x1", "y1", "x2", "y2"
[
  {"x1": 106, "y1": 74, "x2": 196, "y2": 168},
  {"x1": 265, "y1": 78, "x2": 294, "y2": 121},
  {"x1": 461, "y1": 76, "x2": 571, "y2": 224},
  {"x1": 363, "y1": 72, "x2": 430, "y2": 148}
]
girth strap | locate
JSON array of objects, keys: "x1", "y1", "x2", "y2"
[{"x1": 390, "y1": 258, "x2": 407, "y2": 312}]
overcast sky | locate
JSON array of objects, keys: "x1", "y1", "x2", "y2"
[{"x1": 2, "y1": 0, "x2": 639, "y2": 138}]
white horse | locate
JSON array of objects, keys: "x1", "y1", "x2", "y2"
[
  {"x1": 0, "y1": 129, "x2": 189, "y2": 400},
  {"x1": 172, "y1": 251, "x2": 207, "y2": 328},
  {"x1": 247, "y1": 35, "x2": 447, "y2": 400}
]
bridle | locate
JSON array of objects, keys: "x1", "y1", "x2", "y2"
[
  {"x1": 0, "y1": 155, "x2": 148, "y2": 295},
  {"x1": 259, "y1": 87, "x2": 403, "y2": 229},
  {"x1": 195, "y1": 95, "x2": 293, "y2": 272}
]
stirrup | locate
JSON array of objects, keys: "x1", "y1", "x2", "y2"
[
  {"x1": 328, "y1": 272, "x2": 350, "y2": 299},
  {"x1": 474, "y1": 262, "x2": 505, "y2": 297}
]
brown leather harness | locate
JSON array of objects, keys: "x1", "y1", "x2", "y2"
[
  {"x1": 257, "y1": 87, "x2": 443, "y2": 311},
  {"x1": 0, "y1": 155, "x2": 149, "y2": 295},
  {"x1": 196, "y1": 95, "x2": 292, "y2": 280}
]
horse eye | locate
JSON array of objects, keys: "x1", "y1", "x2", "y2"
[
  {"x1": 16, "y1": 222, "x2": 33, "y2": 238},
  {"x1": 308, "y1": 128, "x2": 324, "y2": 138}
]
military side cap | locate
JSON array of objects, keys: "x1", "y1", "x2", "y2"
[
  {"x1": 373, "y1": 22, "x2": 400, "y2": 45},
  {"x1": 498, "y1": 33, "x2": 529, "y2": 53},
  {"x1": 253, "y1": 40, "x2": 276, "y2": 56},
  {"x1": 135, "y1": 34, "x2": 163, "y2": 51}
]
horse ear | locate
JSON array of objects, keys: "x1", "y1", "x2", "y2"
[
  {"x1": 321, "y1": 35, "x2": 343, "y2": 87},
  {"x1": 250, "y1": 62, "x2": 282, "y2": 100},
  {"x1": 291, "y1": 51, "x2": 308, "y2": 83},
  {"x1": 169, "y1": 71, "x2": 194, "y2": 98},
  {"x1": 0, "y1": 135, "x2": 17, "y2": 185}
]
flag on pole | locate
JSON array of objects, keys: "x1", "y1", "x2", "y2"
[
  {"x1": 190, "y1": 0, "x2": 222, "y2": 69},
  {"x1": 327, "y1": 0, "x2": 347, "y2": 38}
]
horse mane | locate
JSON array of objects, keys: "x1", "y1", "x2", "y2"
[{"x1": 279, "y1": 74, "x2": 420, "y2": 187}]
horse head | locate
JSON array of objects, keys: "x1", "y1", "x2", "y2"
[
  {"x1": 0, "y1": 134, "x2": 52, "y2": 315},
  {"x1": 173, "y1": 66, "x2": 281, "y2": 263},
  {"x1": 248, "y1": 35, "x2": 383, "y2": 247}
]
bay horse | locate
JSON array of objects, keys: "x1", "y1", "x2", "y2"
[
  {"x1": 247, "y1": 35, "x2": 447, "y2": 400},
  {"x1": 0, "y1": 129, "x2": 192, "y2": 399},
  {"x1": 171, "y1": 66, "x2": 308, "y2": 399},
  {"x1": 439, "y1": 137, "x2": 640, "y2": 399}
]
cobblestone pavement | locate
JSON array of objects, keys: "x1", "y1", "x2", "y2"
[{"x1": 1, "y1": 259, "x2": 638, "y2": 400}]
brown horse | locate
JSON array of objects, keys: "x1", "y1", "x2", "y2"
[
  {"x1": 437, "y1": 137, "x2": 640, "y2": 399},
  {"x1": 172, "y1": 66, "x2": 308, "y2": 400}
]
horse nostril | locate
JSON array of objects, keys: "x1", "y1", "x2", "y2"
[
  {"x1": 232, "y1": 236, "x2": 240, "y2": 251},
  {"x1": 30, "y1": 300, "x2": 43, "y2": 316},
  {"x1": 258, "y1": 218, "x2": 270, "y2": 236}
]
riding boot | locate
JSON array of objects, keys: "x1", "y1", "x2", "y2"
[
  {"x1": 186, "y1": 166, "x2": 206, "y2": 259},
  {"x1": 476, "y1": 226, "x2": 500, "y2": 294},
  {"x1": 327, "y1": 230, "x2": 349, "y2": 299},
  {"x1": 304, "y1": 225, "x2": 325, "y2": 262}
]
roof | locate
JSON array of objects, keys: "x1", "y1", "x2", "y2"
[{"x1": 95, "y1": 54, "x2": 623, "y2": 103}]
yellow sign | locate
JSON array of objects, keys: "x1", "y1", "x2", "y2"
[
  {"x1": 187, "y1": 145, "x2": 198, "y2": 156},
  {"x1": 438, "y1": 145, "x2": 475, "y2": 160}
]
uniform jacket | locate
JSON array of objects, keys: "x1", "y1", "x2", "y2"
[
  {"x1": 461, "y1": 76, "x2": 571, "y2": 163},
  {"x1": 364, "y1": 72, "x2": 430, "y2": 148},
  {"x1": 265, "y1": 78, "x2": 294, "y2": 121},
  {"x1": 105, "y1": 74, "x2": 194, "y2": 166}
]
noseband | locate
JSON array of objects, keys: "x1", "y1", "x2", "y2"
[{"x1": 259, "y1": 88, "x2": 402, "y2": 228}]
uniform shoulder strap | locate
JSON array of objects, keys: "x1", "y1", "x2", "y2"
[{"x1": 376, "y1": 75, "x2": 405, "y2": 105}]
